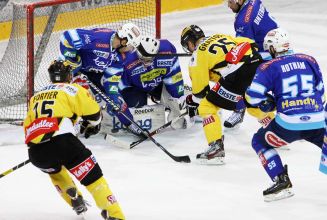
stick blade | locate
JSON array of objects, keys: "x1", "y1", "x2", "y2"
[
  {"x1": 174, "y1": 155, "x2": 191, "y2": 163},
  {"x1": 104, "y1": 134, "x2": 131, "y2": 149}
]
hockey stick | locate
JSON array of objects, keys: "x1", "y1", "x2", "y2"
[
  {"x1": 79, "y1": 74, "x2": 191, "y2": 163},
  {"x1": 130, "y1": 112, "x2": 188, "y2": 149},
  {"x1": 138, "y1": 49, "x2": 192, "y2": 57},
  {"x1": 0, "y1": 159, "x2": 31, "y2": 179}
]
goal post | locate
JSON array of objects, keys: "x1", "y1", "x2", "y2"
[{"x1": 0, "y1": 0, "x2": 161, "y2": 123}]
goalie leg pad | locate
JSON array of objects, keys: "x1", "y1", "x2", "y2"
[{"x1": 86, "y1": 177, "x2": 125, "y2": 220}]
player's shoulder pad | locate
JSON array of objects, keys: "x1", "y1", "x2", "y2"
[
  {"x1": 294, "y1": 53, "x2": 317, "y2": 64},
  {"x1": 259, "y1": 57, "x2": 283, "y2": 71}
]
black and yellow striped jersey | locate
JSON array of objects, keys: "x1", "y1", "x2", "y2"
[
  {"x1": 23, "y1": 83, "x2": 100, "y2": 146},
  {"x1": 189, "y1": 34, "x2": 255, "y2": 98}
]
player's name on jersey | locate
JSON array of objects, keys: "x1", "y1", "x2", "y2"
[{"x1": 33, "y1": 91, "x2": 58, "y2": 103}]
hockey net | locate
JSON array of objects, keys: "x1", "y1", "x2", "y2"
[{"x1": 0, "y1": 0, "x2": 161, "y2": 123}]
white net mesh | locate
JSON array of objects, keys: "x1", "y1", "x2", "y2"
[{"x1": 0, "y1": 0, "x2": 159, "y2": 123}]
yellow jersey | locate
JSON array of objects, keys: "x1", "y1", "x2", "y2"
[
  {"x1": 189, "y1": 34, "x2": 256, "y2": 99},
  {"x1": 23, "y1": 83, "x2": 100, "y2": 146}
]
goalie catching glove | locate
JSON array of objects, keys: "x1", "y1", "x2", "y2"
[{"x1": 79, "y1": 120, "x2": 101, "y2": 139}]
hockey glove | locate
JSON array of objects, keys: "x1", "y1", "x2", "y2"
[
  {"x1": 104, "y1": 94, "x2": 125, "y2": 117},
  {"x1": 80, "y1": 120, "x2": 101, "y2": 139},
  {"x1": 185, "y1": 94, "x2": 199, "y2": 118},
  {"x1": 259, "y1": 93, "x2": 276, "y2": 113}
]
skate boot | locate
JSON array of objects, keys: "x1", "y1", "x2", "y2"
[
  {"x1": 263, "y1": 165, "x2": 295, "y2": 202},
  {"x1": 66, "y1": 187, "x2": 89, "y2": 215},
  {"x1": 196, "y1": 136, "x2": 225, "y2": 165},
  {"x1": 101, "y1": 210, "x2": 123, "y2": 220},
  {"x1": 125, "y1": 123, "x2": 147, "y2": 139},
  {"x1": 224, "y1": 108, "x2": 246, "y2": 130}
]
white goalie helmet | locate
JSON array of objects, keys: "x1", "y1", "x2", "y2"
[
  {"x1": 136, "y1": 36, "x2": 160, "y2": 67},
  {"x1": 263, "y1": 27, "x2": 291, "y2": 53},
  {"x1": 117, "y1": 23, "x2": 141, "y2": 48}
]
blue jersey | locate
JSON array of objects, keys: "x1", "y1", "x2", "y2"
[
  {"x1": 119, "y1": 39, "x2": 184, "y2": 98},
  {"x1": 246, "y1": 53, "x2": 325, "y2": 131},
  {"x1": 234, "y1": 0, "x2": 279, "y2": 60},
  {"x1": 59, "y1": 28, "x2": 128, "y2": 78}
]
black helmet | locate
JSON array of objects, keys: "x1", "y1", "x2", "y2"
[
  {"x1": 48, "y1": 60, "x2": 72, "y2": 83},
  {"x1": 180, "y1": 25, "x2": 205, "y2": 53}
]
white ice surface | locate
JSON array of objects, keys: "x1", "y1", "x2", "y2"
[{"x1": 1, "y1": 1, "x2": 327, "y2": 220}]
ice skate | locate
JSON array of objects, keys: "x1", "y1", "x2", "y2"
[
  {"x1": 66, "y1": 187, "x2": 90, "y2": 217},
  {"x1": 101, "y1": 210, "x2": 123, "y2": 220},
  {"x1": 263, "y1": 165, "x2": 294, "y2": 202},
  {"x1": 224, "y1": 108, "x2": 245, "y2": 130},
  {"x1": 196, "y1": 137, "x2": 225, "y2": 165}
]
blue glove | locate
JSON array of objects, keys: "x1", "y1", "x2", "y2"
[
  {"x1": 105, "y1": 94, "x2": 125, "y2": 117},
  {"x1": 259, "y1": 93, "x2": 276, "y2": 112}
]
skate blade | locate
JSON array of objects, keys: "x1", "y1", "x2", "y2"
[
  {"x1": 264, "y1": 188, "x2": 295, "y2": 202},
  {"x1": 224, "y1": 123, "x2": 241, "y2": 131},
  {"x1": 196, "y1": 157, "x2": 225, "y2": 165}
]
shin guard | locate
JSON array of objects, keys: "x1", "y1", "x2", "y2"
[
  {"x1": 49, "y1": 166, "x2": 83, "y2": 207},
  {"x1": 86, "y1": 177, "x2": 125, "y2": 220}
]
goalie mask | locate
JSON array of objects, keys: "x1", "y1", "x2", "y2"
[
  {"x1": 117, "y1": 23, "x2": 141, "y2": 48},
  {"x1": 136, "y1": 36, "x2": 160, "y2": 67},
  {"x1": 48, "y1": 60, "x2": 73, "y2": 83},
  {"x1": 180, "y1": 25, "x2": 205, "y2": 53},
  {"x1": 263, "y1": 28, "x2": 291, "y2": 55}
]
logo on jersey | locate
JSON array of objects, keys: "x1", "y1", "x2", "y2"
[
  {"x1": 93, "y1": 57, "x2": 114, "y2": 69},
  {"x1": 131, "y1": 66, "x2": 146, "y2": 76},
  {"x1": 140, "y1": 69, "x2": 166, "y2": 82},
  {"x1": 63, "y1": 85, "x2": 79, "y2": 97},
  {"x1": 264, "y1": 131, "x2": 289, "y2": 147},
  {"x1": 126, "y1": 59, "x2": 142, "y2": 70},
  {"x1": 177, "y1": 84, "x2": 184, "y2": 95},
  {"x1": 295, "y1": 54, "x2": 316, "y2": 64},
  {"x1": 213, "y1": 83, "x2": 242, "y2": 102},
  {"x1": 64, "y1": 50, "x2": 76, "y2": 58},
  {"x1": 259, "y1": 153, "x2": 268, "y2": 167},
  {"x1": 94, "y1": 29, "x2": 112, "y2": 33},
  {"x1": 172, "y1": 72, "x2": 183, "y2": 84},
  {"x1": 157, "y1": 59, "x2": 173, "y2": 66},
  {"x1": 225, "y1": 42, "x2": 251, "y2": 64},
  {"x1": 69, "y1": 156, "x2": 97, "y2": 181},
  {"x1": 25, "y1": 117, "x2": 59, "y2": 144},
  {"x1": 93, "y1": 50, "x2": 109, "y2": 58},
  {"x1": 244, "y1": 4, "x2": 254, "y2": 23},
  {"x1": 95, "y1": 43, "x2": 109, "y2": 49},
  {"x1": 260, "y1": 57, "x2": 282, "y2": 71},
  {"x1": 300, "y1": 116, "x2": 311, "y2": 121},
  {"x1": 84, "y1": 34, "x2": 91, "y2": 44},
  {"x1": 281, "y1": 97, "x2": 316, "y2": 109},
  {"x1": 109, "y1": 85, "x2": 119, "y2": 94},
  {"x1": 108, "y1": 75, "x2": 121, "y2": 82}
]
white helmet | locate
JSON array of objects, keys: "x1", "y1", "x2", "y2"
[
  {"x1": 222, "y1": 0, "x2": 239, "y2": 7},
  {"x1": 136, "y1": 36, "x2": 160, "y2": 67},
  {"x1": 263, "y1": 27, "x2": 291, "y2": 53},
  {"x1": 117, "y1": 23, "x2": 141, "y2": 48}
]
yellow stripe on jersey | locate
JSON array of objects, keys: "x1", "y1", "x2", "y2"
[
  {"x1": 172, "y1": 72, "x2": 183, "y2": 84},
  {"x1": 108, "y1": 75, "x2": 122, "y2": 82}
]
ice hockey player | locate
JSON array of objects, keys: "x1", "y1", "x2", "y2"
[
  {"x1": 180, "y1": 24, "x2": 265, "y2": 165},
  {"x1": 59, "y1": 23, "x2": 144, "y2": 137},
  {"x1": 120, "y1": 35, "x2": 193, "y2": 130},
  {"x1": 244, "y1": 28, "x2": 325, "y2": 202},
  {"x1": 223, "y1": 0, "x2": 286, "y2": 129},
  {"x1": 23, "y1": 60, "x2": 125, "y2": 219}
]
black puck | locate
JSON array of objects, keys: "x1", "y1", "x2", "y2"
[{"x1": 111, "y1": 128, "x2": 119, "y2": 133}]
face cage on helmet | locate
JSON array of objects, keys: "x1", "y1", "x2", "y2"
[{"x1": 136, "y1": 50, "x2": 155, "y2": 67}]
